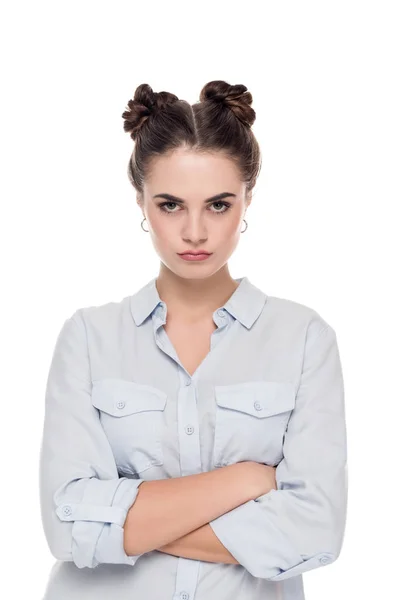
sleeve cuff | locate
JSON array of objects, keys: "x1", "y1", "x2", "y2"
[
  {"x1": 209, "y1": 496, "x2": 333, "y2": 580},
  {"x1": 209, "y1": 497, "x2": 301, "y2": 579},
  {"x1": 55, "y1": 477, "x2": 145, "y2": 568},
  {"x1": 94, "y1": 478, "x2": 145, "y2": 566}
]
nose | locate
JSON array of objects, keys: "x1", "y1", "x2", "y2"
[{"x1": 181, "y1": 212, "x2": 208, "y2": 244}]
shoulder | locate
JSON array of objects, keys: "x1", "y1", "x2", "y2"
[
  {"x1": 68, "y1": 293, "x2": 132, "y2": 333},
  {"x1": 263, "y1": 293, "x2": 336, "y2": 339}
]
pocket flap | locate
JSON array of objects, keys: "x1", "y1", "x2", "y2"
[
  {"x1": 91, "y1": 378, "x2": 167, "y2": 417},
  {"x1": 215, "y1": 380, "x2": 295, "y2": 418}
]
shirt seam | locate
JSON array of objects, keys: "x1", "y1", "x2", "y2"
[
  {"x1": 303, "y1": 323, "x2": 331, "y2": 361},
  {"x1": 296, "y1": 323, "x2": 332, "y2": 395}
]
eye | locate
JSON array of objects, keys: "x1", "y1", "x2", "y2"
[
  {"x1": 157, "y1": 201, "x2": 232, "y2": 215},
  {"x1": 210, "y1": 202, "x2": 232, "y2": 214},
  {"x1": 158, "y1": 202, "x2": 180, "y2": 214}
]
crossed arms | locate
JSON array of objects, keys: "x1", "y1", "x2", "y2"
[{"x1": 124, "y1": 461, "x2": 276, "y2": 565}]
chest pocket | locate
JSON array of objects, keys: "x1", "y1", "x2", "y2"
[
  {"x1": 91, "y1": 378, "x2": 167, "y2": 475},
  {"x1": 213, "y1": 380, "x2": 296, "y2": 468}
]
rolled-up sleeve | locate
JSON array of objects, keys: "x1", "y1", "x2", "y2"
[
  {"x1": 209, "y1": 321, "x2": 348, "y2": 580},
  {"x1": 39, "y1": 308, "x2": 145, "y2": 569}
]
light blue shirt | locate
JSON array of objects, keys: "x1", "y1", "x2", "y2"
[{"x1": 40, "y1": 275, "x2": 348, "y2": 599}]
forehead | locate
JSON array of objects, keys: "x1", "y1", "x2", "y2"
[{"x1": 144, "y1": 148, "x2": 242, "y2": 194}]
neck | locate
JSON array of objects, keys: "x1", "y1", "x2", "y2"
[{"x1": 155, "y1": 265, "x2": 239, "y2": 322}]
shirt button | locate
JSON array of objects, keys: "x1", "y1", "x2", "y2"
[
  {"x1": 116, "y1": 400, "x2": 126, "y2": 409},
  {"x1": 62, "y1": 505, "x2": 72, "y2": 516},
  {"x1": 180, "y1": 592, "x2": 190, "y2": 600},
  {"x1": 217, "y1": 309, "x2": 225, "y2": 317},
  {"x1": 254, "y1": 401, "x2": 262, "y2": 411},
  {"x1": 319, "y1": 555, "x2": 331, "y2": 565},
  {"x1": 185, "y1": 425, "x2": 195, "y2": 435},
  {"x1": 184, "y1": 377, "x2": 191, "y2": 386}
]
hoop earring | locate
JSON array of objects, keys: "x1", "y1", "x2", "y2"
[{"x1": 241, "y1": 219, "x2": 248, "y2": 233}]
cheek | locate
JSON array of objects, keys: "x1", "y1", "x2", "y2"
[
  {"x1": 211, "y1": 220, "x2": 241, "y2": 257},
  {"x1": 147, "y1": 216, "x2": 176, "y2": 255},
  {"x1": 147, "y1": 211, "x2": 171, "y2": 240},
  {"x1": 218, "y1": 213, "x2": 243, "y2": 241}
]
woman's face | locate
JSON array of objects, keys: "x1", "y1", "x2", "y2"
[{"x1": 139, "y1": 147, "x2": 250, "y2": 279}]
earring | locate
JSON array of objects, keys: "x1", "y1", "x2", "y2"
[
  {"x1": 241, "y1": 219, "x2": 248, "y2": 233},
  {"x1": 141, "y1": 217, "x2": 149, "y2": 232}
]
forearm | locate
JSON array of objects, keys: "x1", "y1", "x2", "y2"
[
  {"x1": 157, "y1": 523, "x2": 240, "y2": 565},
  {"x1": 155, "y1": 471, "x2": 277, "y2": 565},
  {"x1": 124, "y1": 463, "x2": 256, "y2": 555}
]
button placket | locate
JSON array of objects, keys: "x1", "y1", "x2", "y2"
[{"x1": 177, "y1": 370, "x2": 202, "y2": 477}]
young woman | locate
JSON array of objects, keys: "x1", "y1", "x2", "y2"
[{"x1": 40, "y1": 80, "x2": 348, "y2": 600}]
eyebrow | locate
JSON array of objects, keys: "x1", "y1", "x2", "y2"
[{"x1": 153, "y1": 192, "x2": 237, "y2": 204}]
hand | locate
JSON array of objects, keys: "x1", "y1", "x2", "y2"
[{"x1": 237, "y1": 460, "x2": 277, "y2": 498}]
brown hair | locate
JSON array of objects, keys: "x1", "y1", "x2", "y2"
[{"x1": 121, "y1": 80, "x2": 262, "y2": 203}]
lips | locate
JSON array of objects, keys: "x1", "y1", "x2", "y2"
[{"x1": 178, "y1": 251, "x2": 211, "y2": 256}]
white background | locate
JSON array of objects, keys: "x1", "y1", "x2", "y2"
[{"x1": 1, "y1": 1, "x2": 399, "y2": 598}]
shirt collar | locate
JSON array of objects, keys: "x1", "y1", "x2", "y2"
[{"x1": 130, "y1": 276, "x2": 268, "y2": 330}]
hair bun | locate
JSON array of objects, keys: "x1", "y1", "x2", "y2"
[
  {"x1": 122, "y1": 83, "x2": 179, "y2": 141},
  {"x1": 199, "y1": 80, "x2": 256, "y2": 127}
]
